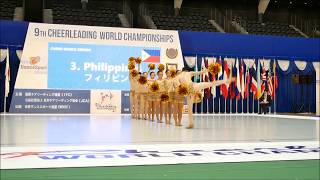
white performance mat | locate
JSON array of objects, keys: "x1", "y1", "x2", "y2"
[{"x1": 1, "y1": 141, "x2": 319, "y2": 169}]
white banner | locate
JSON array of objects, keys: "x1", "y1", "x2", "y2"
[
  {"x1": 16, "y1": 23, "x2": 183, "y2": 90},
  {"x1": 11, "y1": 23, "x2": 183, "y2": 114},
  {"x1": 1, "y1": 141, "x2": 319, "y2": 169}
]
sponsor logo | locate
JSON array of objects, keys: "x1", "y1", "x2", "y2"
[
  {"x1": 1, "y1": 145, "x2": 319, "y2": 160},
  {"x1": 94, "y1": 92, "x2": 117, "y2": 112},
  {"x1": 29, "y1": 56, "x2": 40, "y2": 65},
  {"x1": 20, "y1": 56, "x2": 47, "y2": 71}
]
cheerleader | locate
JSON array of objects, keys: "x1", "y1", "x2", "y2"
[
  {"x1": 128, "y1": 58, "x2": 138, "y2": 118},
  {"x1": 138, "y1": 72, "x2": 149, "y2": 120},
  {"x1": 133, "y1": 72, "x2": 142, "y2": 119},
  {"x1": 166, "y1": 69, "x2": 177, "y2": 125},
  {"x1": 177, "y1": 67, "x2": 233, "y2": 129},
  {"x1": 129, "y1": 70, "x2": 139, "y2": 118},
  {"x1": 172, "y1": 71, "x2": 184, "y2": 126},
  {"x1": 156, "y1": 70, "x2": 167, "y2": 123},
  {"x1": 148, "y1": 71, "x2": 159, "y2": 121},
  {"x1": 164, "y1": 70, "x2": 172, "y2": 124},
  {"x1": 129, "y1": 73, "x2": 134, "y2": 117}
]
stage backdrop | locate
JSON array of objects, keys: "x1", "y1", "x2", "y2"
[{"x1": 9, "y1": 23, "x2": 183, "y2": 113}]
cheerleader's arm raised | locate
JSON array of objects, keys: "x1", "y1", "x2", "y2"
[
  {"x1": 212, "y1": 76, "x2": 235, "y2": 87},
  {"x1": 190, "y1": 68, "x2": 208, "y2": 77}
]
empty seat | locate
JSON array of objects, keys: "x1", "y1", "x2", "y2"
[
  {"x1": 51, "y1": 0, "x2": 122, "y2": 27},
  {"x1": 239, "y1": 18, "x2": 304, "y2": 37},
  {"x1": 149, "y1": 7, "x2": 217, "y2": 32}
]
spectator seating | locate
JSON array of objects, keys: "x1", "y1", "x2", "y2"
[
  {"x1": 52, "y1": 0, "x2": 122, "y2": 27},
  {"x1": 0, "y1": 0, "x2": 22, "y2": 20},
  {"x1": 148, "y1": 6, "x2": 218, "y2": 32},
  {"x1": 234, "y1": 18, "x2": 303, "y2": 37}
]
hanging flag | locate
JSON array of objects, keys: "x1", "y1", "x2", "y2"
[
  {"x1": 201, "y1": 57, "x2": 207, "y2": 82},
  {"x1": 229, "y1": 60, "x2": 236, "y2": 99},
  {"x1": 261, "y1": 65, "x2": 267, "y2": 81},
  {"x1": 268, "y1": 60, "x2": 278, "y2": 99},
  {"x1": 256, "y1": 59, "x2": 262, "y2": 99},
  {"x1": 244, "y1": 68, "x2": 250, "y2": 99},
  {"x1": 260, "y1": 63, "x2": 267, "y2": 94},
  {"x1": 273, "y1": 60, "x2": 278, "y2": 94},
  {"x1": 250, "y1": 61, "x2": 258, "y2": 99},
  {"x1": 217, "y1": 56, "x2": 223, "y2": 99},
  {"x1": 5, "y1": 48, "x2": 10, "y2": 98},
  {"x1": 201, "y1": 57, "x2": 211, "y2": 99},
  {"x1": 194, "y1": 55, "x2": 200, "y2": 82},
  {"x1": 267, "y1": 75, "x2": 274, "y2": 99},
  {"x1": 220, "y1": 59, "x2": 229, "y2": 99},
  {"x1": 240, "y1": 59, "x2": 245, "y2": 98},
  {"x1": 236, "y1": 58, "x2": 242, "y2": 100},
  {"x1": 217, "y1": 56, "x2": 223, "y2": 80}
]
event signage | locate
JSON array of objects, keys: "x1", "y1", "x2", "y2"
[{"x1": 10, "y1": 23, "x2": 183, "y2": 113}]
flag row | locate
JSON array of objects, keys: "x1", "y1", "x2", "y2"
[{"x1": 184, "y1": 56, "x2": 279, "y2": 101}]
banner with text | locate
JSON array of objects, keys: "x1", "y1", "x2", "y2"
[{"x1": 11, "y1": 23, "x2": 183, "y2": 113}]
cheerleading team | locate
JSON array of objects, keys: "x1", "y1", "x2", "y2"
[{"x1": 128, "y1": 57, "x2": 233, "y2": 129}]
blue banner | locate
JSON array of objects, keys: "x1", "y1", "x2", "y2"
[{"x1": 47, "y1": 42, "x2": 160, "y2": 90}]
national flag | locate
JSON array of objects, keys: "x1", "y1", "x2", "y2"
[
  {"x1": 268, "y1": 60, "x2": 278, "y2": 99},
  {"x1": 217, "y1": 56, "x2": 223, "y2": 80},
  {"x1": 141, "y1": 49, "x2": 160, "y2": 63},
  {"x1": 250, "y1": 61, "x2": 258, "y2": 99},
  {"x1": 240, "y1": 59, "x2": 245, "y2": 98},
  {"x1": 244, "y1": 68, "x2": 250, "y2": 99},
  {"x1": 201, "y1": 57, "x2": 211, "y2": 99},
  {"x1": 5, "y1": 48, "x2": 10, "y2": 98},
  {"x1": 217, "y1": 56, "x2": 223, "y2": 98},
  {"x1": 261, "y1": 65, "x2": 267, "y2": 81},
  {"x1": 260, "y1": 64, "x2": 267, "y2": 93},
  {"x1": 194, "y1": 56, "x2": 200, "y2": 82},
  {"x1": 256, "y1": 60, "x2": 262, "y2": 99},
  {"x1": 273, "y1": 62, "x2": 278, "y2": 94},
  {"x1": 229, "y1": 61, "x2": 236, "y2": 99},
  {"x1": 267, "y1": 76, "x2": 274, "y2": 98},
  {"x1": 236, "y1": 58, "x2": 242, "y2": 100},
  {"x1": 201, "y1": 57, "x2": 207, "y2": 82},
  {"x1": 220, "y1": 59, "x2": 229, "y2": 99},
  {"x1": 229, "y1": 80, "x2": 236, "y2": 99}
]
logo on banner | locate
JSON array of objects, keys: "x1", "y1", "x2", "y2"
[
  {"x1": 96, "y1": 92, "x2": 116, "y2": 111},
  {"x1": 1, "y1": 142, "x2": 318, "y2": 169},
  {"x1": 90, "y1": 90, "x2": 121, "y2": 113},
  {"x1": 20, "y1": 56, "x2": 47, "y2": 72},
  {"x1": 141, "y1": 49, "x2": 160, "y2": 63},
  {"x1": 29, "y1": 56, "x2": 40, "y2": 65},
  {"x1": 166, "y1": 48, "x2": 178, "y2": 59},
  {"x1": 1, "y1": 145, "x2": 319, "y2": 160}
]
